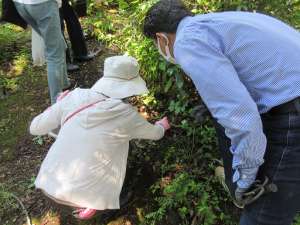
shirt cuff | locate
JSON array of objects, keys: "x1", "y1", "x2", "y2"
[{"x1": 233, "y1": 167, "x2": 259, "y2": 188}]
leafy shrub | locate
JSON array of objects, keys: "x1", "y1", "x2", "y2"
[{"x1": 147, "y1": 171, "x2": 219, "y2": 225}]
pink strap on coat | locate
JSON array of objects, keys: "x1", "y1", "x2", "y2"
[{"x1": 62, "y1": 100, "x2": 105, "y2": 126}]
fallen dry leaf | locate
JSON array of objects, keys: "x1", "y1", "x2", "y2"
[{"x1": 26, "y1": 200, "x2": 36, "y2": 207}]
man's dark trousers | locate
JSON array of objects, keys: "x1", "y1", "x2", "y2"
[
  {"x1": 59, "y1": 0, "x2": 88, "y2": 63},
  {"x1": 214, "y1": 101, "x2": 300, "y2": 224}
]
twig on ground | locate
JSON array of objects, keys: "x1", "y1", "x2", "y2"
[{"x1": 5, "y1": 192, "x2": 31, "y2": 225}]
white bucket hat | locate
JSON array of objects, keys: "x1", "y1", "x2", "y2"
[{"x1": 91, "y1": 56, "x2": 149, "y2": 98}]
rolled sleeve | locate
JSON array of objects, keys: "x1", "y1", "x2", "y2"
[{"x1": 235, "y1": 167, "x2": 260, "y2": 188}]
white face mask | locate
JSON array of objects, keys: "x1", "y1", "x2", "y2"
[{"x1": 157, "y1": 33, "x2": 179, "y2": 64}]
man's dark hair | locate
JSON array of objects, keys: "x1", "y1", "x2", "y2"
[{"x1": 143, "y1": 0, "x2": 193, "y2": 39}]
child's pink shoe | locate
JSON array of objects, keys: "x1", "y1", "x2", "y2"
[{"x1": 73, "y1": 208, "x2": 96, "y2": 219}]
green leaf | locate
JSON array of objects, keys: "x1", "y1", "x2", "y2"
[
  {"x1": 167, "y1": 67, "x2": 175, "y2": 76},
  {"x1": 38, "y1": 138, "x2": 43, "y2": 145},
  {"x1": 183, "y1": 186, "x2": 189, "y2": 194},
  {"x1": 242, "y1": 5, "x2": 248, "y2": 11},
  {"x1": 119, "y1": 1, "x2": 129, "y2": 9},
  {"x1": 150, "y1": 65, "x2": 156, "y2": 71},
  {"x1": 168, "y1": 100, "x2": 175, "y2": 111},
  {"x1": 27, "y1": 183, "x2": 35, "y2": 189},
  {"x1": 175, "y1": 72, "x2": 184, "y2": 89},
  {"x1": 159, "y1": 61, "x2": 167, "y2": 71},
  {"x1": 205, "y1": 153, "x2": 212, "y2": 158},
  {"x1": 32, "y1": 135, "x2": 40, "y2": 141},
  {"x1": 162, "y1": 70, "x2": 167, "y2": 81},
  {"x1": 164, "y1": 76, "x2": 173, "y2": 92},
  {"x1": 237, "y1": 5, "x2": 247, "y2": 11}
]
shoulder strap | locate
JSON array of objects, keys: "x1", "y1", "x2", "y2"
[{"x1": 62, "y1": 100, "x2": 105, "y2": 126}]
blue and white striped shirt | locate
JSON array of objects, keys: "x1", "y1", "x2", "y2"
[
  {"x1": 174, "y1": 12, "x2": 300, "y2": 188},
  {"x1": 13, "y1": 0, "x2": 52, "y2": 5}
]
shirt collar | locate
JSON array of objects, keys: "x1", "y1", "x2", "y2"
[{"x1": 175, "y1": 16, "x2": 193, "y2": 41}]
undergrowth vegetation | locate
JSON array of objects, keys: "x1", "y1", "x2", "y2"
[{"x1": 0, "y1": 0, "x2": 300, "y2": 224}]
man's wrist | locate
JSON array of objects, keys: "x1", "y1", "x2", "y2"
[{"x1": 234, "y1": 167, "x2": 259, "y2": 188}]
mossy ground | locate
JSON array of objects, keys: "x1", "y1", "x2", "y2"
[{"x1": 0, "y1": 68, "x2": 49, "y2": 163}]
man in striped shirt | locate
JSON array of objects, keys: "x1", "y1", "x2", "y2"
[{"x1": 143, "y1": 0, "x2": 300, "y2": 224}]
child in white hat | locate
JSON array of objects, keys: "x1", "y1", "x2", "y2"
[{"x1": 30, "y1": 56, "x2": 170, "y2": 221}]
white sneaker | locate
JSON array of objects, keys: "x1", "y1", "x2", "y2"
[{"x1": 215, "y1": 166, "x2": 243, "y2": 209}]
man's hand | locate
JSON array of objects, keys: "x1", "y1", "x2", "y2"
[
  {"x1": 227, "y1": 175, "x2": 254, "y2": 207},
  {"x1": 235, "y1": 187, "x2": 252, "y2": 205},
  {"x1": 189, "y1": 102, "x2": 210, "y2": 123}
]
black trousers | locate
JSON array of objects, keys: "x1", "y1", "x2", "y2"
[
  {"x1": 214, "y1": 107, "x2": 300, "y2": 224},
  {"x1": 59, "y1": 0, "x2": 87, "y2": 63}
]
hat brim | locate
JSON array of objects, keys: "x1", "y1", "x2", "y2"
[{"x1": 91, "y1": 75, "x2": 149, "y2": 98}]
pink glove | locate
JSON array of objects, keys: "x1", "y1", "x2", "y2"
[
  {"x1": 155, "y1": 117, "x2": 170, "y2": 131},
  {"x1": 46, "y1": 90, "x2": 70, "y2": 110}
]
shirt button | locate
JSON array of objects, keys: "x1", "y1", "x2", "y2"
[
  {"x1": 242, "y1": 174, "x2": 247, "y2": 179},
  {"x1": 239, "y1": 160, "x2": 242, "y2": 164}
]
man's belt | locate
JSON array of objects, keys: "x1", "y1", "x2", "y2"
[{"x1": 263, "y1": 97, "x2": 299, "y2": 117}]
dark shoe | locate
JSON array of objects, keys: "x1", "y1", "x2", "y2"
[
  {"x1": 63, "y1": 79, "x2": 77, "y2": 92},
  {"x1": 67, "y1": 62, "x2": 79, "y2": 72},
  {"x1": 94, "y1": 187, "x2": 133, "y2": 222},
  {"x1": 93, "y1": 209, "x2": 118, "y2": 222},
  {"x1": 119, "y1": 187, "x2": 133, "y2": 208},
  {"x1": 73, "y1": 54, "x2": 94, "y2": 62}
]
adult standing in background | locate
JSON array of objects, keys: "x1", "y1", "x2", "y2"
[
  {"x1": 59, "y1": 0, "x2": 94, "y2": 72},
  {"x1": 13, "y1": 0, "x2": 77, "y2": 104},
  {"x1": 143, "y1": 0, "x2": 300, "y2": 224}
]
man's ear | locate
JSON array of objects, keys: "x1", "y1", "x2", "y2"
[{"x1": 156, "y1": 33, "x2": 168, "y2": 46}]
